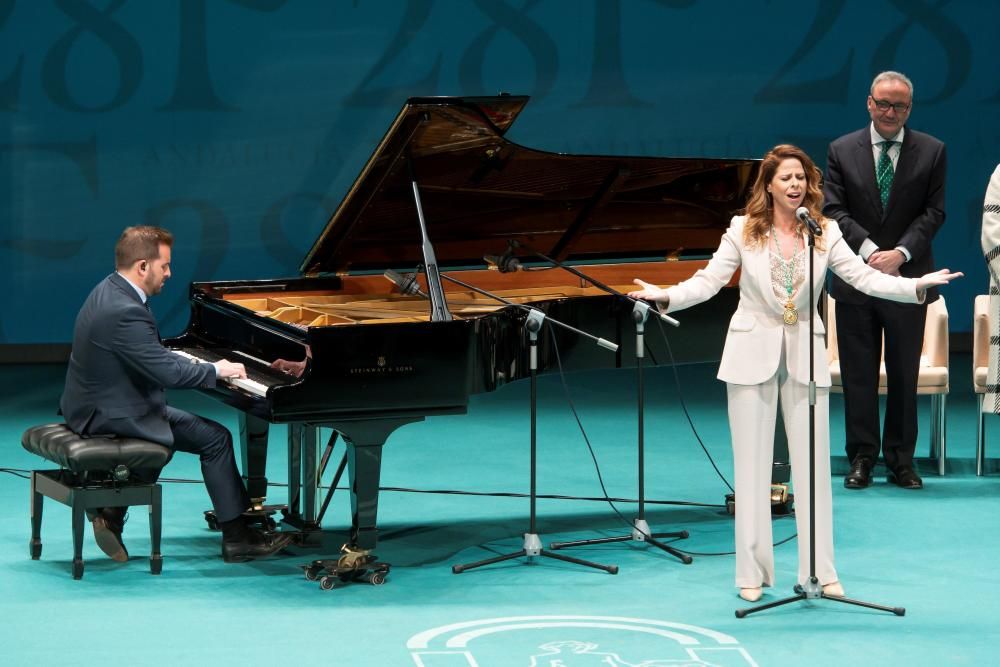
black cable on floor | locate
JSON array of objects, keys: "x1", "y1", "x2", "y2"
[{"x1": 651, "y1": 314, "x2": 734, "y2": 493}]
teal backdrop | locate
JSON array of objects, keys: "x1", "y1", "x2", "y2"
[{"x1": 1, "y1": 0, "x2": 997, "y2": 343}]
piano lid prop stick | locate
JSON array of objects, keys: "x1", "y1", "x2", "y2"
[{"x1": 410, "y1": 181, "x2": 452, "y2": 322}]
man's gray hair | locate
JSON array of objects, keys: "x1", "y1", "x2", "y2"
[{"x1": 870, "y1": 71, "x2": 914, "y2": 97}]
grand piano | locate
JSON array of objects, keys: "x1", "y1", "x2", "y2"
[{"x1": 166, "y1": 95, "x2": 758, "y2": 550}]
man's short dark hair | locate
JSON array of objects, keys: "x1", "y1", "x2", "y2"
[{"x1": 114, "y1": 226, "x2": 173, "y2": 269}]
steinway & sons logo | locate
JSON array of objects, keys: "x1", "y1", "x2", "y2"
[{"x1": 348, "y1": 355, "x2": 414, "y2": 375}]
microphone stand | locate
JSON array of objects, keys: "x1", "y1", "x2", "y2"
[
  {"x1": 735, "y1": 227, "x2": 904, "y2": 618},
  {"x1": 497, "y1": 242, "x2": 691, "y2": 563},
  {"x1": 550, "y1": 299, "x2": 691, "y2": 563},
  {"x1": 438, "y1": 273, "x2": 618, "y2": 576}
]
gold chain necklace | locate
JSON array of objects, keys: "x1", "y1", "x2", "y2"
[{"x1": 771, "y1": 226, "x2": 799, "y2": 325}]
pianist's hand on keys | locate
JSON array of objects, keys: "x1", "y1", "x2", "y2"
[
  {"x1": 214, "y1": 359, "x2": 247, "y2": 380},
  {"x1": 171, "y1": 349, "x2": 269, "y2": 396}
]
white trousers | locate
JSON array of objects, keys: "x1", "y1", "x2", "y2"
[{"x1": 727, "y1": 362, "x2": 837, "y2": 589}]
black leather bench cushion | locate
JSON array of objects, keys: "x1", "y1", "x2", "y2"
[{"x1": 22, "y1": 424, "x2": 172, "y2": 474}]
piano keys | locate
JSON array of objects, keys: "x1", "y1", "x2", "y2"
[
  {"x1": 165, "y1": 94, "x2": 758, "y2": 550},
  {"x1": 172, "y1": 348, "x2": 275, "y2": 397}
]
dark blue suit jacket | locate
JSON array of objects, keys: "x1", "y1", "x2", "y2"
[
  {"x1": 823, "y1": 125, "x2": 946, "y2": 305},
  {"x1": 60, "y1": 273, "x2": 217, "y2": 446}
]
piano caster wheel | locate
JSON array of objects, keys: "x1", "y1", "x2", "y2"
[
  {"x1": 319, "y1": 576, "x2": 336, "y2": 591},
  {"x1": 204, "y1": 511, "x2": 219, "y2": 531},
  {"x1": 302, "y1": 562, "x2": 323, "y2": 581},
  {"x1": 369, "y1": 571, "x2": 386, "y2": 586}
]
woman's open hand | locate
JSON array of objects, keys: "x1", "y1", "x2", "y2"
[
  {"x1": 628, "y1": 279, "x2": 670, "y2": 304},
  {"x1": 915, "y1": 269, "x2": 964, "y2": 291}
]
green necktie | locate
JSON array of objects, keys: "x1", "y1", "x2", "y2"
[{"x1": 876, "y1": 140, "x2": 896, "y2": 209}]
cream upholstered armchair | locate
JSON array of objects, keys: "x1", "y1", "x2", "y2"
[
  {"x1": 974, "y1": 295, "x2": 990, "y2": 475},
  {"x1": 826, "y1": 294, "x2": 950, "y2": 475}
]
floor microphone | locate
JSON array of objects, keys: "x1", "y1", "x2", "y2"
[{"x1": 483, "y1": 252, "x2": 522, "y2": 273}]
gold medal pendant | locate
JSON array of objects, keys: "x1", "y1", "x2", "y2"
[{"x1": 783, "y1": 301, "x2": 798, "y2": 325}]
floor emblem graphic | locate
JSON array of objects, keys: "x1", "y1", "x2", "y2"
[{"x1": 407, "y1": 615, "x2": 757, "y2": 666}]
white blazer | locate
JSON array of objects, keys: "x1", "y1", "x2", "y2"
[{"x1": 663, "y1": 216, "x2": 923, "y2": 387}]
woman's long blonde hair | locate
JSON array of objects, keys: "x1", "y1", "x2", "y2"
[{"x1": 743, "y1": 144, "x2": 827, "y2": 250}]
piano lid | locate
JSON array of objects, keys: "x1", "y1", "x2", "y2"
[{"x1": 301, "y1": 95, "x2": 759, "y2": 276}]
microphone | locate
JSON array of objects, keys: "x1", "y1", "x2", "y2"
[
  {"x1": 483, "y1": 252, "x2": 522, "y2": 273},
  {"x1": 383, "y1": 269, "x2": 427, "y2": 297},
  {"x1": 795, "y1": 207, "x2": 823, "y2": 237}
]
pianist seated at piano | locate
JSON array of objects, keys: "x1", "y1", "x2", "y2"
[
  {"x1": 628, "y1": 144, "x2": 961, "y2": 603},
  {"x1": 59, "y1": 226, "x2": 294, "y2": 563}
]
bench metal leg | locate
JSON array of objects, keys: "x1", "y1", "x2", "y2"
[
  {"x1": 150, "y1": 485, "x2": 162, "y2": 575},
  {"x1": 30, "y1": 472, "x2": 43, "y2": 560},
  {"x1": 71, "y1": 491, "x2": 85, "y2": 580}
]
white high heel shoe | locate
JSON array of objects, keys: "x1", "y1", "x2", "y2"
[
  {"x1": 739, "y1": 587, "x2": 763, "y2": 602},
  {"x1": 822, "y1": 581, "x2": 845, "y2": 597}
]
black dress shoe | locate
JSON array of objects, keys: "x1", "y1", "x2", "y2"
[
  {"x1": 888, "y1": 466, "x2": 923, "y2": 489},
  {"x1": 222, "y1": 527, "x2": 293, "y2": 563},
  {"x1": 92, "y1": 507, "x2": 128, "y2": 562},
  {"x1": 844, "y1": 456, "x2": 874, "y2": 489}
]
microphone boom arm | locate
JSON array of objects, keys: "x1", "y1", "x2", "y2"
[
  {"x1": 437, "y1": 272, "x2": 618, "y2": 352},
  {"x1": 509, "y1": 241, "x2": 680, "y2": 327}
]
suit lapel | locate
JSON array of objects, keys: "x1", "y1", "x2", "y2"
[{"x1": 851, "y1": 130, "x2": 883, "y2": 220}]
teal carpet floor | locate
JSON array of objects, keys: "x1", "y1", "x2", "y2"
[{"x1": 1, "y1": 355, "x2": 997, "y2": 666}]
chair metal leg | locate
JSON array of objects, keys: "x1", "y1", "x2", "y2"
[
  {"x1": 937, "y1": 394, "x2": 947, "y2": 476},
  {"x1": 929, "y1": 395, "x2": 939, "y2": 461},
  {"x1": 977, "y1": 394, "x2": 986, "y2": 476}
]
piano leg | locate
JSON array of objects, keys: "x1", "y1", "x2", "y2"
[
  {"x1": 238, "y1": 412, "x2": 270, "y2": 508},
  {"x1": 286, "y1": 422, "x2": 301, "y2": 519},
  {"x1": 346, "y1": 441, "x2": 382, "y2": 551},
  {"x1": 284, "y1": 423, "x2": 323, "y2": 532},
  {"x1": 333, "y1": 417, "x2": 423, "y2": 551},
  {"x1": 302, "y1": 427, "x2": 321, "y2": 525}
]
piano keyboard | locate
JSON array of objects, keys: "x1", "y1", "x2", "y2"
[{"x1": 172, "y1": 349, "x2": 271, "y2": 397}]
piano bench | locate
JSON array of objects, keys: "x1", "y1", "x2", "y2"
[{"x1": 21, "y1": 424, "x2": 172, "y2": 580}]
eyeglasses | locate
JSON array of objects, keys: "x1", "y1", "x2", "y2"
[{"x1": 870, "y1": 97, "x2": 910, "y2": 114}]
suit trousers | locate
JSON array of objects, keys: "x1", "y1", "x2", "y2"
[
  {"x1": 145, "y1": 406, "x2": 250, "y2": 523},
  {"x1": 727, "y1": 356, "x2": 837, "y2": 588},
  {"x1": 835, "y1": 298, "x2": 927, "y2": 470}
]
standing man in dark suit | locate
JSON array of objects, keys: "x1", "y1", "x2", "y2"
[
  {"x1": 60, "y1": 226, "x2": 292, "y2": 562},
  {"x1": 823, "y1": 71, "x2": 946, "y2": 490}
]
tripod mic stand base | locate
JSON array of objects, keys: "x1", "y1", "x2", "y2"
[
  {"x1": 549, "y1": 518, "x2": 692, "y2": 565},
  {"x1": 797, "y1": 579, "x2": 822, "y2": 599},
  {"x1": 453, "y1": 532, "x2": 618, "y2": 575},
  {"x1": 735, "y1": 581, "x2": 906, "y2": 618}
]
